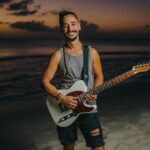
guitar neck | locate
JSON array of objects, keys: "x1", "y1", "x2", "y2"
[{"x1": 88, "y1": 69, "x2": 135, "y2": 95}]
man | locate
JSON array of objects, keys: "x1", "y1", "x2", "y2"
[{"x1": 42, "y1": 10, "x2": 105, "y2": 150}]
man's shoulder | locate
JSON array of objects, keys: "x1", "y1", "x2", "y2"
[
  {"x1": 83, "y1": 44, "x2": 96, "y2": 52},
  {"x1": 87, "y1": 46, "x2": 101, "y2": 61},
  {"x1": 51, "y1": 48, "x2": 61, "y2": 59},
  {"x1": 88, "y1": 46, "x2": 99, "y2": 55}
]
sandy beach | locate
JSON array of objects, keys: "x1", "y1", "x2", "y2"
[{"x1": 0, "y1": 82, "x2": 150, "y2": 150}]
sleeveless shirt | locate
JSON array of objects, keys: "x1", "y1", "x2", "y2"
[{"x1": 58, "y1": 46, "x2": 94, "y2": 90}]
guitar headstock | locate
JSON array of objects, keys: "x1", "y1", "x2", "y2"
[{"x1": 132, "y1": 61, "x2": 150, "y2": 74}]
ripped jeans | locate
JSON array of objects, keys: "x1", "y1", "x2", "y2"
[{"x1": 56, "y1": 113, "x2": 105, "y2": 148}]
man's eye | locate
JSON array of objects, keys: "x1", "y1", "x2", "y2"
[{"x1": 63, "y1": 25, "x2": 68, "y2": 28}]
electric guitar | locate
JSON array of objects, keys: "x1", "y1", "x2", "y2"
[{"x1": 46, "y1": 62, "x2": 150, "y2": 127}]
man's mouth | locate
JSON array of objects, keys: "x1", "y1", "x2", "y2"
[{"x1": 67, "y1": 31, "x2": 77, "y2": 35}]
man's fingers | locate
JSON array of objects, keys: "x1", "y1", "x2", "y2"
[
  {"x1": 85, "y1": 94, "x2": 97, "y2": 101},
  {"x1": 68, "y1": 98, "x2": 78, "y2": 108}
]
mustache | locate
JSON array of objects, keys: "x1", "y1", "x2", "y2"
[{"x1": 67, "y1": 30, "x2": 77, "y2": 34}]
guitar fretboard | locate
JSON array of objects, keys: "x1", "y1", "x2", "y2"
[{"x1": 87, "y1": 69, "x2": 135, "y2": 95}]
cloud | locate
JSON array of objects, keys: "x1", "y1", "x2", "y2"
[
  {"x1": 41, "y1": 9, "x2": 73, "y2": 16},
  {"x1": 0, "y1": 0, "x2": 12, "y2": 4},
  {"x1": 10, "y1": 21, "x2": 59, "y2": 32},
  {"x1": 41, "y1": 10, "x2": 59, "y2": 16},
  {"x1": 8, "y1": 0, "x2": 33, "y2": 10},
  {"x1": 0, "y1": 0, "x2": 12, "y2": 7},
  {"x1": 80, "y1": 20, "x2": 102, "y2": 40},
  {"x1": 7, "y1": 0, "x2": 39, "y2": 16},
  {"x1": 11, "y1": 9, "x2": 37, "y2": 16},
  {"x1": 9, "y1": 20, "x2": 63, "y2": 39}
]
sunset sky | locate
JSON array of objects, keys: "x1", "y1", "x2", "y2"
[{"x1": 0, "y1": 0, "x2": 150, "y2": 40}]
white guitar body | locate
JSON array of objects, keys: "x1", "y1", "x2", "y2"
[{"x1": 46, "y1": 80, "x2": 97, "y2": 127}]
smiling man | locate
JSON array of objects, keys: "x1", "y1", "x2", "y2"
[{"x1": 42, "y1": 10, "x2": 105, "y2": 150}]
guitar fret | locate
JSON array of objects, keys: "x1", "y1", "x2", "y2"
[
  {"x1": 100, "y1": 85, "x2": 105, "y2": 91},
  {"x1": 88, "y1": 89, "x2": 94, "y2": 95},
  {"x1": 94, "y1": 70, "x2": 135, "y2": 92},
  {"x1": 103, "y1": 84, "x2": 108, "y2": 89},
  {"x1": 98, "y1": 87, "x2": 102, "y2": 92},
  {"x1": 80, "y1": 69, "x2": 137, "y2": 98},
  {"x1": 91, "y1": 89, "x2": 95, "y2": 94},
  {"x1": 95, "y1": 87, "x2": 99, "y2": 94},
  {"x1": 106, "y1": 80, "x2": 113, "y2": 87}
]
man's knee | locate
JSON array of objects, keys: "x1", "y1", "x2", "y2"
[
  {"x1": 90, "y1": 128, "x2": 101, "y2": 136},
  {"x1": 90, "y1": 128, "x2": 105, "y2": 150}
]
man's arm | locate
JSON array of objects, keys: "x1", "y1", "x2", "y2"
[
  {"x1": 91, "y1": 47, "x2": 104, "y2": 87},
  {"x1": 42, "y1": 50, "x2": 77, "y2": 109},
  {"x1": 42, "y1": 50, "x2": 61, "y2": 98}
]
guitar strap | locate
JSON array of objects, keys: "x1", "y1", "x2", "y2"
[{"x1": 83, "y1": 44, "x2": 89, "y2": 86}]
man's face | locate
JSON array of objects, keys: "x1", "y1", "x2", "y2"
[{"x1": 61, "y1": 15, "x2": 81, "y2": 41}]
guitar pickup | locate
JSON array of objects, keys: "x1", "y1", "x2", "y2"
[
  {"x1": 58, "y1": 103, "x2": 69, "y2": 112},
  {"x1": 58, "y1": 113, "x2": 77, "y2": 123}
]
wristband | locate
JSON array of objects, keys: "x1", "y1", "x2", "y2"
[{"x1": 56, "y1": 93, "x2": 63, "y2": 103}]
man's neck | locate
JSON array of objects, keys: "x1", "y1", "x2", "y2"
[{"x1": 65, "y1": 40, "x2": 82, "y2": 51}]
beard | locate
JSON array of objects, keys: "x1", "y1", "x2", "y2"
[{"x1": 64, "y1": 30, "x2": 79, "y2": 41}]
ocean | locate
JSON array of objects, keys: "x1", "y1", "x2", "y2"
[{"x1": 0, "y1": 41, "x2": 150, "y2": 150}]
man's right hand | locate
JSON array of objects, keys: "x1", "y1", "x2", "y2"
[{"x1": 59, "y1": 95, "x2": 78, "y2": 109}]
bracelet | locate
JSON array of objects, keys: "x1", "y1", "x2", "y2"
[
  {"x1": 56, "y1": 93, "x2": 63, "y2": 103},
  {"x1": 56, "y1": 92, "x2": 62, "y2": 99},
  {"x1": 57, "y1": 96, "x2": 63, "y2": 103}
]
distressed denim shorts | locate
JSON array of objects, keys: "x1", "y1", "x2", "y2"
[{"x1": 56, "y1": 113, "x2": 105, "y2": 148}]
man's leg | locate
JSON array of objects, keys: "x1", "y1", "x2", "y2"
[
  {"x1": 79, "y1": 113, "x2": 105, "y2": 149},
  {"x1": 56, "y1": 122, "x2": 77, "y2": 150},
  {"x1": 90, "y1": 128, "x2": 105, "y2": 150}
]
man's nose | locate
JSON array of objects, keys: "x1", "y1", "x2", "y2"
[{"x1": 67, "y1": 25, "x2": 72, "y2": 31}]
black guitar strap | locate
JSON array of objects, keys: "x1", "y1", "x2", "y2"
[{"x1": 83, "y1": 45, "x2": 89, "y2": 86}]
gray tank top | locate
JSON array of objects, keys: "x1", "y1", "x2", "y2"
[{"x1": 58, "y1": 46, "x2": 94, "y2": 90}]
